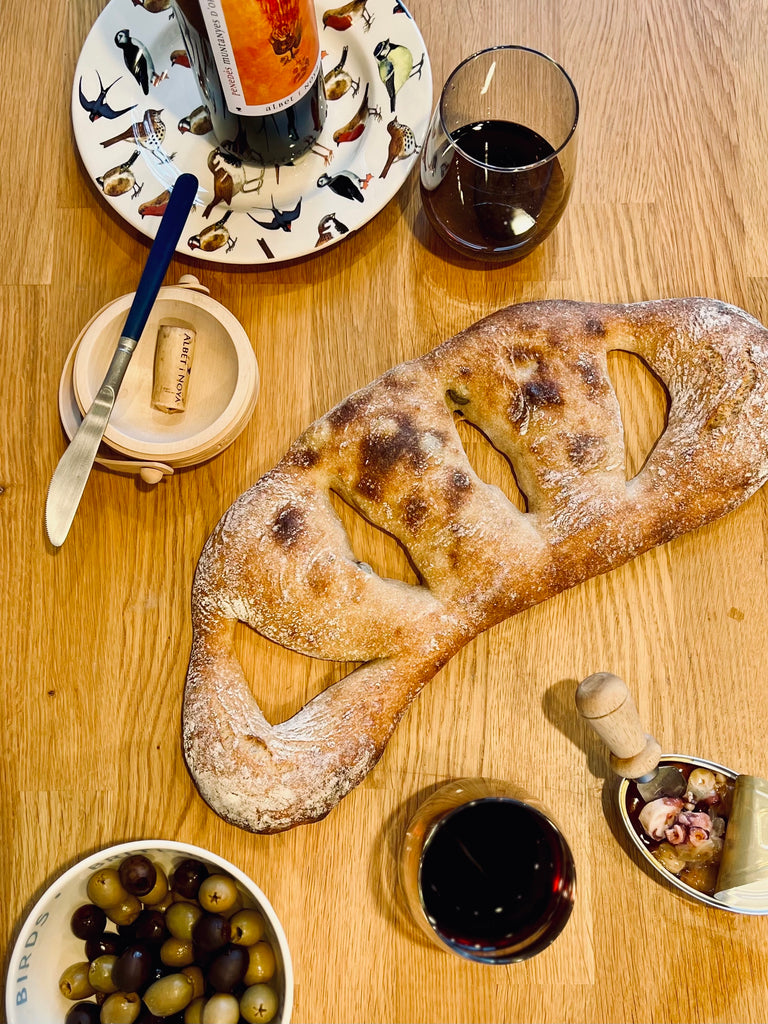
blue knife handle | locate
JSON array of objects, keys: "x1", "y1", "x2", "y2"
[{"x1": 122, "y1": 172, "x2": 198, "y2": 343}]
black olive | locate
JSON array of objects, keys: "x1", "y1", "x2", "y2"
[
  {"x1": 171, "y1": 858, "x2": 209, "y2": 899},
  {"x1": 208, "y1": 943, "x2": 249, "y2": 991},
  {"x1": 70, "y1": 904, "x2": 107, "y2": 940},
  {"x1": 119, "y1": 854, "x2": 158, "y2": 897},
  {"x1": 64, "y1": 1003, "x2": 100, "y2": 1024},
  {"x1": 111, "y1": 944, "x2": 153, "y2": 993},
  {"x1": 121, "y1": 908, "x2": 168, "y2": 945},
  {"x1": 191, "y1": 912, "x2": 231, "y2": 952},
  {"x1": 85, "y1": 931, "x2": 125, "y2": 960}
]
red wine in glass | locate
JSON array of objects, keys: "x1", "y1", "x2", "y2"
[
  {"x1": 418, "y1": 797, "x2": 575, "y2": 960},
  {"x1": 421, "y1": 119, "x2": 571, "y2": 262}
]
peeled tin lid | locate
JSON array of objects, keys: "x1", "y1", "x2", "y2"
[{"x1": 714, "y1": 775, "x2": 768, "y2": 913}]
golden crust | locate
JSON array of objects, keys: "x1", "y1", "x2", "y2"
[{"x1": 183, "y1": 298, "x2": 768, "y2": 833}]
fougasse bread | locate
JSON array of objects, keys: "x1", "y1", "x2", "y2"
[{"x1": 182, "y1": 298, "x2": 768, "y2": 833}]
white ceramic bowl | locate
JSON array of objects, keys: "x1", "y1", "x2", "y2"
[
  {"x1": 5, "y1": 840, "x2": 293, "y2": 1024},
  {"x1": 70, "y1": 282, "x2": 259, "y2": 465}
]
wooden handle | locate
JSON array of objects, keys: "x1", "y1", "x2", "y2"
[{"x1": 575, "y1": 672, "x2": 662, "y2": 778}]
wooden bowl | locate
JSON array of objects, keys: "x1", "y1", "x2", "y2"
[{"x1": 71, "y1": 278, "x2": 259, "y2": 466}]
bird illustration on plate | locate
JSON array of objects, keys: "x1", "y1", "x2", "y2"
[
  {"x1": 323, "y1": 46, "x2": 360, "y2": 100},
  {"x1": 100, "y1": 108, "x2": 166, "y2": 151},
  {"x1": 317, "y1": 169, "x2": 372, "y2": 202},
  {"x1": 332, "y1": 83, "x2": 381, "y2": 146},
  {"x1": 131, "y1": 0, "x2": 173, "y2": 13},
  {"x1": 204, "y1": 147, "x2": 265, "y2": 219},
  {"x1": 379, "y1": 116, "x2": 419, "y2": 177},
  {"x1": 138, "y1": 189, "x2": 171, "y2": 217},
  {"x1": 315, "y1": 212, "x2": 350, "y2": 246},
  {"x1": 114, "y1": 29, "x2": 167, "y2": 94},
  {"x1": 188, "y1": 210, "x2": 237, "y2": 253},
  {"x1": 247, "y1": 197, "x2": 303, "y2": 232},
  {"x1": 95, "y1": 150, "x2": 142, "y2": 197},
  {"x1": 170, "y1": 49, "x2": 191, "y2": 69},
  {"x1": 78, "y1": 72, "x2": 136, "y2": 122},
  {"x1": 322, "y1": 1, "x2": 373, "y2": 32},
  {"x1": 373, "y1": 39, "x2": 424, "y2": 112},
  {"x1": 178, "y1": 105, "x2": 213, "y2": 136}
]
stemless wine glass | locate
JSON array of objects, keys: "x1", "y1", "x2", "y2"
[
  {"x1": 399, "y1": 778, "x2": 576, "y2": 963},
  {"x1": 420, "y1": 46, "x2": 579, "y2": 262}
]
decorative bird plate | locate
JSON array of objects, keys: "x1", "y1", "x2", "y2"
[{"x1": 72, "y1": 0, "x2": 432, "y2": 264}]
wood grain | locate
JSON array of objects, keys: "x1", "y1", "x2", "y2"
[{"x1": 3, "y1": 0, "x2": 768, "y2": 1021}]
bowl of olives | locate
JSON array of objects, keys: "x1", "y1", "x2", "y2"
[{"x1": 5, "y1": 840, "x2": 293, "y2": 1024}]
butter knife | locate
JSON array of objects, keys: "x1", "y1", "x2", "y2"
[{"x1": 45, "y1": 172, "x2": 198, "y2": 547}]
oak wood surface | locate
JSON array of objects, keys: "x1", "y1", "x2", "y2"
[{"x1": 3, "y1": 0, "x2": 768, "y2": 1021}]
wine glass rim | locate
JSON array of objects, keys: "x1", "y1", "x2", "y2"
[
  {"x1": 438, "y1": 44, "x2": 580, "y2": 171},
  {"x1": 414, "y1": 795, "x2": 576, "y2": 963}
]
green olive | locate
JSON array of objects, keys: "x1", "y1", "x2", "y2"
[
  {"x1": 143, "y1": 973, "x2": 194, "y2": 1017},
  {"x1": 161, "y1": 936, "x2": 195, "y2": 967},
  {"x1": 104, "y1": 895, "x2": 142, "y2": 927},
  {"x1": 229, "y1": 909, "x2": 265, "y2": 946},
  {"x1": 88, "y1": 954, "x2": 118, "y2": 994},
  {"x1": 184, "y1": 996, "x2": 206, "y2": 1024},
  {"x1": 142, "y1": 864, "x2": 169, "y2": 905},
  {"x1": 165, "y1": 899, "x2": 203, "y2": 940},
  {"x1": 86, "y1": 869, "x2": 129, "y2": 910},
  {"x1": 240, "y1": 984, "x2": 279, "y2": 1024},
  {"x1": 58, "y1": 961, "x2": 95, "y2": 1000},
  {"x1": 152, "y1": 890, "x2": 175, "y2": 913},
  {"x1": 181, "y1": 965, "x2": 205, "y2": 999},
  {"x1": 243, "y1": 941, "x2": 275, "y2": 985},
  {"x1": 201, "y1": 993, "x2": 240, "y2": 1023},
  {"x1": 99, "y1": 991, "x2": 141, "y2": 1024},
  {"x1": 197, "y1": 874, "x2": 240, "y2": 914}
]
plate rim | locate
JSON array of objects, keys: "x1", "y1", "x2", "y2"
[{"x1": 71, "y1": 0, "x2": 433, "y2": 266}]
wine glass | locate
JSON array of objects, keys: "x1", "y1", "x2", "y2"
[
  {"x1": 399, "y1": 778, "x2": 576, "y2": 963},
  {"x1": 420, "y1": 46, "x2": 579, "y2": 262}
]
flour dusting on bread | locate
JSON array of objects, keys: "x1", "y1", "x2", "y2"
[{"x1": 183, "y1": 299, "x2": 768, "y2": 832}]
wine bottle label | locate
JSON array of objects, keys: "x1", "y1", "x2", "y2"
[{"x1": 197, "y1": 0, "x2": 321, "y2": 116}]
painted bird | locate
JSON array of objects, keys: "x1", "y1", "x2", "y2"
[
  {"x1": 131, "y1": 0, "x2": 172, "y2": 11},
  {"x1": 204, "y1": 146, "x2": 264, "y2": 218},
  {"x1": 317, "y1": 169, "x2": 371, "y2": 202},
  {"x1": 247, "y1": 197, "x2": 302, "y2": 232},
  {"x1": 323, "y1": 46, "x2": 360, "y2": 100},
  {"x1": 188, "y1": 211, "x2": 236, "y2": 253},
  {"x1": 170, "y1": 49, "x2": 190, "y2": 68},
  {"x1": 322, "y1": 0, "x2": 373, "y2": 32},
  {"x1": 332, "y1": 82, "x2": 381, "y2": 146},
  {"x1": 379, "y1": 116, "x2": 419, "y2": 177},
  {"x1": 315, "y1": 212, "x2": 349, "y2": 246},
  {"x1": 114, "y1": 29, "x2": 164, "y2": 94},
  {"x1": 178, "y1": 105, "x2": 213, "y2": 135},
  {"x1": 138, "y1": 189, "x2": 170, "y2": 217},
  {"x1": 78, "y1": 72, "x2": 136, "y2": 121},
  {"x1": 100, "y1": 108, "x2": 166, "y2": 151},
  {"x1": 373, "y1": 39, "x2": 424, "y2": 112},
  {"x1": 95, "y1": 150, "x2": 142, "y2": 197}
]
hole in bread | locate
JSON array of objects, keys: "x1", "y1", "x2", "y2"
[
  {"x1": 607, "y1": 349, "x2": 669, "y2": 479},
  {"x1": 328, "y1": 490, "x2": 422, "y2": 585},
  {"x1": 453, "y1": 416, "x2": 529, "y2": 512},
  {"x1": 233, "y1": 621, "x2": 363, "y2": 724}
]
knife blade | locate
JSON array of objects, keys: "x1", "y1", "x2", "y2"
[{"x1": 45, "y1": 172, "x2": 198, "y2": 547}]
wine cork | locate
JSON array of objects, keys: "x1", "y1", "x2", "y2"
[{"x1": 151, "y1": 321, "x2": 196, "y2": 413}]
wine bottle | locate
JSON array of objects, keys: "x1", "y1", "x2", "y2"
[{"x1": 172, "y1": 0, "x2": 327, "y2": 167}]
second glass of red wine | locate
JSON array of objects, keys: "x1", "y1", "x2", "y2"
[
  {"x1": 399, "y1": 778, "x2": 576, "y2": 963},
  {"x1": 421, "y1": 46, "x2": 579, "y2": 262}
]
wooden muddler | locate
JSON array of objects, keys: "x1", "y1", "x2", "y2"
[
  {"x1": 151, "y1": 321, "x2": 196, "y2": 413},
  {"x1": 575, "y1": 671, "x2": 663, "y2": 778}
]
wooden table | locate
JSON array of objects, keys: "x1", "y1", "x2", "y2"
[{"x1": 4, "y1": 0, "x2": 768, "y2": 1020}]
